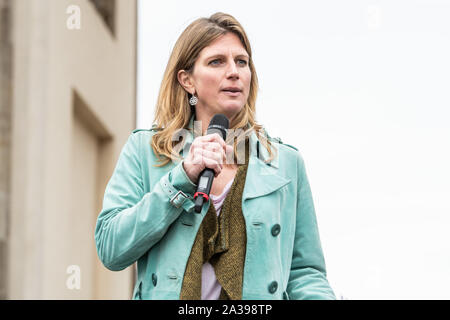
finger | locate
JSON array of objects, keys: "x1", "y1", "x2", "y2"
[
  {"x1": 202, "y1": 133, "x2": 226, "y2": 148},
  {"x1": 203, "y1": 157, "x2": 221, "y2": 175},
  {"x1": 191, "y1": 139, "x2": 205, "y2": 151},
  {"x1": 203, "y1": 144, "x2": 226, "y2": 164},
  {"x1": 203, "y1": 142, "x2": 222, "y2": 153},
  {"x1": 225, "y1": 144, "x2": 233, "y2": 154},
  {"x1": 202, "y1": 149, "x2": 224, "y2": 167},
  {"x1": 191, "y1": 149, "x2": 204, "y2": 165},
  {"x1": 193, "y1": 138, "x2": 223, "y2": 155}
]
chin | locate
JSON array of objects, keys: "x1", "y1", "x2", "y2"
[{"x1": 220, "y1": 102, "x2": 244, "y2": 114}]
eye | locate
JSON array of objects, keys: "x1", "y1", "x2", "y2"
[
  {"x1": 237, "y1": 59, "x2": 248, "y2": 66},
  {"x1": 209, "y1": 59, "x2": 221, "y2": 65}
]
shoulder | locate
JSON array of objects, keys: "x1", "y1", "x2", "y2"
[
  {"x1": 262, "y1": 129, "x2": 299, "y2": 154},
  {"x1": 266, "y1": 135, "x2": 309, "y2": 184},
  {"x1": 261, "y1": 129, "x2": 307, "y2": 170},
  {"x1": 130, "y1": 127, "x2": 160, "y2": 142},
  {"x1": 269, "y1": 136, "x2": 298, "y2": 152},
  {"x1": 132, "y1": 126, "x2": 159, "y2": 135},
  {"x1": 120, "y1": 128, "x2": 159, "y2": 152}
]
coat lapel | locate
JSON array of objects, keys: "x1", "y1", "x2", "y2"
[{"x1": 243, "y1": 131, "x2": 291, "y2": 201}]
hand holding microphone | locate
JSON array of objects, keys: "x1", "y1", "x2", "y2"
[
  {"x1": 181, "y1": 114, "x2": 232, "y2": 213},
  {"x1": 182, "y1": 133, "x2": 231, "y2": 182}
]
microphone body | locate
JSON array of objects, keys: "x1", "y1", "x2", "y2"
[{"x1": 193, "y1": 114, "x2": 229, "y2": 213}]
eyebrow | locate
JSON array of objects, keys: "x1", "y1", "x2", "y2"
[{"x1": 205, "y1": 53, "x2": 249, "y2": 60}]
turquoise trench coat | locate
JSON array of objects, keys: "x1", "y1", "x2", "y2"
[{"x1": 95, "y1": 115, "x2": 336, "y2": 300}]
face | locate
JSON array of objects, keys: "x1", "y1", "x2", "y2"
[{"x1": 179, "y1": 32, "x2": 251, "y2": 123}]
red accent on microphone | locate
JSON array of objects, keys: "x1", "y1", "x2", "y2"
[{"x1": 194, "y1": 191, "x2": 209, "y2": 202}]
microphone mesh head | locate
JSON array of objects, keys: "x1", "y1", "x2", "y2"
[
  {"x1": 207, "y1": 114, "x2": 229, "y2": 140},
  {"x1": 209, "y1": 114, "x2": 229, "y2": 129}
]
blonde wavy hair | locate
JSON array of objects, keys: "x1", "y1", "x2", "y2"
[{"x1": 151, "y1": 12, "x2": 276, "y2": 167}]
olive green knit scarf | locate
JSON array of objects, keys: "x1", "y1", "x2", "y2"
[{"x1": 180, "y1": 139, "x2": 249, "y2": 300}]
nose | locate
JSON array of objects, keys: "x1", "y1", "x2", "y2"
[{"x1": 226, "y1": 60, "x2": 239, "y2": 79}]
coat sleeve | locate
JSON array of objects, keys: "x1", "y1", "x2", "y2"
[
  {"x1": 94, "y1": 132, "x2": 197, "y2": 271},
  {"x1": 286, "y1": 152, "x2": 336, "y2": 300}
]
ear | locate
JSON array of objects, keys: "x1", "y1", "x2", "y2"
[{"x1": 177, "y1": 69, "x2": 196, "y2": 95}]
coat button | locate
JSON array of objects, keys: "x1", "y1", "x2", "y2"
[
  {"x1": 152, "y1": 273, "x2": 157, "y2": 286},
  {"x1": 271, "y1": 224, "x2": 281, "y2": 237},
  {"x1": 268, "y1": 281, "x2": 278, "y2": 294}
]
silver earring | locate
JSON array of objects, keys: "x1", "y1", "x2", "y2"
[{"x1": 189, "y1": 94, "x2": 198, "y2": 106}]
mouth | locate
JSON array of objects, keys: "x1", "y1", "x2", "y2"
[
  {"x1": 221, "y1": 87, "x2": 242, "y2": 97},
  {"x1": 221, "y1": 90, "x2": 241, "y2": 97}
]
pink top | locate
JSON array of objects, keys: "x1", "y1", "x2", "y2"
[{"x1": 201, "y1": 177, "x2": 235, "y2": 300}]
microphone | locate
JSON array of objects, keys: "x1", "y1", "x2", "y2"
[{"x1": 193, "y1": 114, "x2": 229, "y2": 213}]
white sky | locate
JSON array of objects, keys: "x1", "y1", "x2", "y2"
[{"x1": 137, "y1": 0, "x2": 450, "y2": 299}]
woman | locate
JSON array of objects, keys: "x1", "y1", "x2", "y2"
[{"x1": 95, "y1": 12, "x2": 335, "y2": 300}]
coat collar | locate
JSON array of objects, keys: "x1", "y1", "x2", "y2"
[
  {"x1": 245, "y1": 131, "x2": 291, "y2": 200},
  {"x1": 182, "y1": 114, "x2": 291, "y2": 200}
]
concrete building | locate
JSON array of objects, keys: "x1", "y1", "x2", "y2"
[{"x1": 0, "y1": 0, "x2": 137, "y2": 299}]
